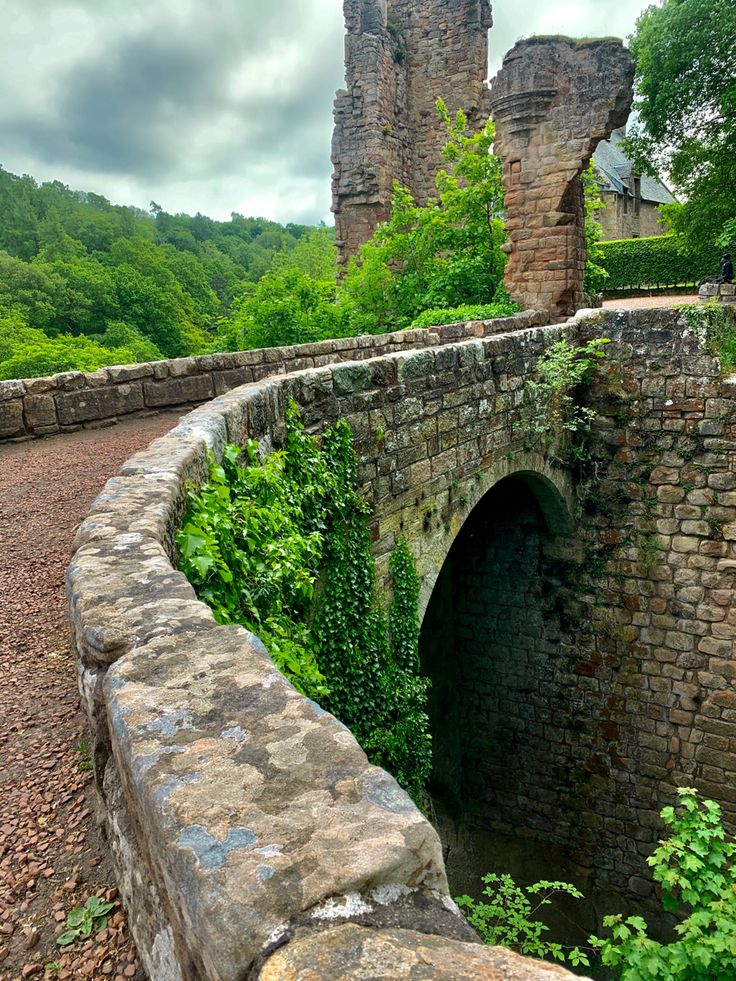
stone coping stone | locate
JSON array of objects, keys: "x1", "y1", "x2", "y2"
[
  {"x1": 105, "y1": 627, "x2": 448, "y2": 980},
  {"x1": 700, "y1": 282, "x2": 736, "y2": 303},
  {"x1": 257, "y1": 923, "x2": 588, "y2": 980}
]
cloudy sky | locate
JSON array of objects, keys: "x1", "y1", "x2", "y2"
[{"x1": 0, "y1": 0, "x2": 651, "y2": 225}]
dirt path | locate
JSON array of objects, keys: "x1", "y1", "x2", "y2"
[
  {"x1": 603, "y1": 292, "x2": 697, "y2": 310},
  {"x1": 0, "y1": 413, "x2": 182, "y2": 981}
]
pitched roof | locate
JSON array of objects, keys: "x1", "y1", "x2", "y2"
[{"x1": 593, "y1": 131, "x2": 676, "y2": 206}]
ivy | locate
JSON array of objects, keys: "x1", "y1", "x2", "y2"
[
  {"x1": 681, "y1": 301, "x2": 736, "y2": 374},
  {"x1": 176, "y1": 403, "x2": 431, "y2": 800}
]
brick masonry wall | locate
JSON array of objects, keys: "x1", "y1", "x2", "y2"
[
  {"x1": 414, "y1": 307, "x2": 736, "y2": 915},
  {"x1": 0, "y1": 311, "x2": 544, "y2": 442}
]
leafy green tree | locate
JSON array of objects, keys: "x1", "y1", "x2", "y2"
[
  {"x1": 0, "y1": 310, "x2": 140, "y2": 380},
  {"x1": 0, "y1": 253, "x2": 65, "y2": 332},
  {"x1": 223, "y1": 269, "x2": 348, "y2": 351},
  {"x1": 272, "y1": 225, "x2": 337, "y2": 281},
  {"x1": 339, "y1": 101, "x2": 508, "y2": 333},
  {"x1": 626, "y1": 0, "x2": 736, "y2": 249},
  {"x1": 591, "y1": 788, "x2": 736, "y2": 979}
]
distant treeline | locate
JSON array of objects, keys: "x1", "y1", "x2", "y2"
[
  {"x1": 0, "y1": 109, "x2": 522, "y2": 380},
  {"x1": 0, "y1": 166, "x2": 334, "y2": 379}
]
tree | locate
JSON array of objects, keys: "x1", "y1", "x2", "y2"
[
  {"x1": 339, "y1": 101, "x2": 508, "y2": 334},
  {"x1": 626, "y1": 0, "x2": 736, "y2": 249},
  {"x1": 223, "y1": 270, "x2": 348, "y2": 351}
]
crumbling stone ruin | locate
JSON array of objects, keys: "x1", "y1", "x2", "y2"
[
  {"x1": 489, "y1": 38, "x2": 634, "y2": 321},
  {"x1": 331, "y1": 0, "x2": 493, "y2": 267}
]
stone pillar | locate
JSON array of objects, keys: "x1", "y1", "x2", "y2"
[
  {"x1": 489, "y1": 38, "x2": 633, "y2": 322},
  {"x1": 332, "y1": 0, "x2": 493, "y2": 269}
]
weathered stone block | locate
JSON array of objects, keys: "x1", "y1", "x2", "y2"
[
  {"x1": 143, "y1": 374, "x2": 214, "y2": 408},
  {"x1": 23, "y1": 394, "x2": 57, "y2": 430},
  {"x1": 0, "y1": 399, "x2": 24, "y2": 437},
  {"x1": 0, "y1": 379, "x2": 25, "y2": 400},
  {"x1": 259, "y1": 924, "x2": 581, "y2": 980},
  {"x1": 57, "y1": 384, "x2": 144, "y2": 425}
]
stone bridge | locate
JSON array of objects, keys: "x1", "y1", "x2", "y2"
[{"x1": 3, "y1": 306, "x2": 735, "y2": 979}]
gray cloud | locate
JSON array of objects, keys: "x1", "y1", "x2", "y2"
[{"x1": 0, "y1": 0, "x2": 648, "y2": 224}]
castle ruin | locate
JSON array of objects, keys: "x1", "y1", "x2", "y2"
[
  {"x1": 332, "y1": 6, "x2": 634, "y2": 321},
  {"x1": 331, "y1": 0, "x2": 493, "y2": 267},
  {"x1": 490, "y1": 38, "x2": 634, "y2": 320}
]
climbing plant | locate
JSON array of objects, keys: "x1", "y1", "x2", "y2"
[
  {"x1": 680, "y1": 302, "x2": 736, "y2": 374},
  {"x1": 176, "y1": 403, "x2": 431, "y2": 800},
  {"x1": 520, "y1": 336, "x2": 609, "y2": 462}
]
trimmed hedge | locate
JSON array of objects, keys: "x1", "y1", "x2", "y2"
[{"x1": 600, "y1": 235, "x2": 722, "y2": 291}]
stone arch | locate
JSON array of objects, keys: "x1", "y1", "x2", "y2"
[
  {"x1": 418, "y1": 464, "x2": 593, "y2": 930},
  {"x1": 417, "y1": 453, "x2": 577, "y2": 624}
]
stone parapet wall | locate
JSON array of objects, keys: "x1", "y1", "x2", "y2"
[
  {"x1": 700, "y1": 282, "x2": 736, "y2": 306},
  {"x1": 0, "y1": 311, "x2": 544, "y2": 442},
  {"x1": 67, "y1": 314, "x2": 577, "y2": 980},
  {"x1": 66, "y1": 305, "x2": 736, "y2": 977}
]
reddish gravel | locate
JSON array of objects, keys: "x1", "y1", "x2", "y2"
[
  {"x1": 603, "y1": 292, "x2": 697, "y2": 310},
  {"x1": 0, "y1": 413, "x2": 182, "y2": 981}
]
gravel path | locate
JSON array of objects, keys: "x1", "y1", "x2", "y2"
[
  {"x1": 603, "y1": 292, "x2": 697, "y2": 310},
  {"x1": 0, "y1": 413, "x2": 182, "y2": 981}
]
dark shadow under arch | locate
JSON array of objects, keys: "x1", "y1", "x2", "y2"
[{"x1": 419, "y1": 472, "x2": 597, "y2": 931}]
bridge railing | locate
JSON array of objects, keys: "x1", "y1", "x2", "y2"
[{"x1": 0, "y1": 312, "x2": 547, "y2": 442}]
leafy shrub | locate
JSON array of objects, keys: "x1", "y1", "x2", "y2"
[
  {"x1": 599, "y1": 235, "x2": 722, "y2": 291},
  {"x1": 680, "y1": 302, "x2": 736, "y2": 374},
  {"x1": 177, "y1": 404, "x2": 431, "y2": 800},
  {"x1": 456, "y1": 873, "x2": 589, "y2": 969},
  {"x1": 222, "y1": 269, "x2": 350, "y2": 351},
  {"x1": 591, "y1": 788, "x2": 736, "y2": 979},
  {"x1": 520, "y1": 337, "x2": 609, "y2": 462},
  {"x1": 408, "y1": 300, "x2": 521, "y2": 329}
]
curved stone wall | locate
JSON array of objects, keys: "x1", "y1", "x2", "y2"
[
  {"x1": 0, "y1": 312, "x2": 545, "y2": 442},
  {"x1": 67, "y1": 305, "x2": 736, "y2": 978},
  {"x1": 67, "y1": 313, "x2": 582, "y2": 980}
]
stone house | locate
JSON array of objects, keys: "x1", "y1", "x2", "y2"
[{"x1": 592, "y1": 129, "x2": 676, "y2": 240}]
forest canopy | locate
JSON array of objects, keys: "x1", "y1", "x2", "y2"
[
  {"x1": 0, "y1": 166, "x2": 329, "y2": 379},
  {"x1": 0, "y1": 103, "x2": 518, "y2": 380}
]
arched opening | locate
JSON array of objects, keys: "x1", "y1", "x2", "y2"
[{"x1": 420, "y1": 472, "x2": 596, "y2": 938}]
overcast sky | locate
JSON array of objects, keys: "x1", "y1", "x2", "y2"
[{"x1": 0, "y1": 0, "x2": 651, "y2": 225}]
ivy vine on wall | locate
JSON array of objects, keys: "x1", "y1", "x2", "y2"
[{"x1": 176, "y1": 402, "x2": 431, "y2": 801}]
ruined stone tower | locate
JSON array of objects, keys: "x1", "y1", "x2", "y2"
[
  {"x1": 489, "y1": 38, "x2": 633, "y2": 321},
  {"x1": 331, "y1": 0, "x2": 493, "y2": 267}
]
